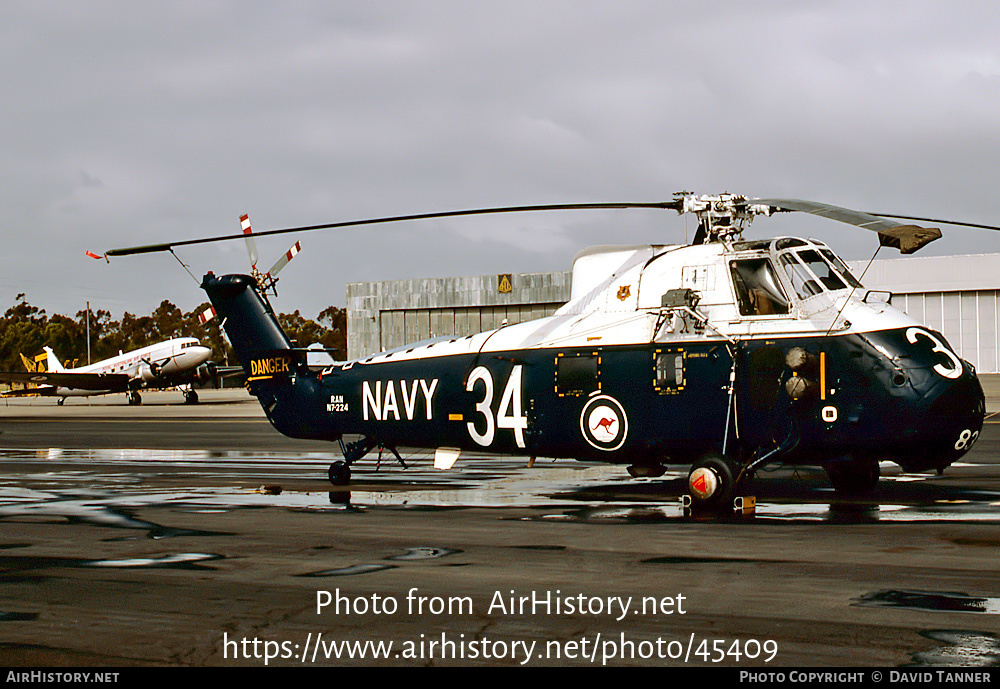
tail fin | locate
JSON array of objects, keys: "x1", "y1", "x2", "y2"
[
  {"x1": 201, "y1": 273, "x2": 292, "y2": 381},
  {"x1": 43, "y1": 347, "x2": 65, "y2": 372}
]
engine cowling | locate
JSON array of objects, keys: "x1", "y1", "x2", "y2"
[
  {"x1": 138, "y1": 362, "x2": 161, "y2": 383},
  {"x1": 193, "y1": 362, "x2": 218, "y2": 384}
]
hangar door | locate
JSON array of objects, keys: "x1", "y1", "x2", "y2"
[
  {"x1": 895, "y1": 290, "x2": 999, "y2": 374},
  {"x1": 379, "y1": 303, "x2": 563, "y2": 352}
]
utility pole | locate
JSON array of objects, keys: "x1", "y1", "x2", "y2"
[{"x1": 86, "y1": 301, "x2": 91, "y2": 365}]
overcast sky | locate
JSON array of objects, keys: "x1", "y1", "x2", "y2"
[{"x1": 3, "y1": 1, "x2": 1000, "y2": 322}]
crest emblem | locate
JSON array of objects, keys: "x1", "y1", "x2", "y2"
[{"x1": 616, "y1": 284, "x2": 631, "y2": 301}]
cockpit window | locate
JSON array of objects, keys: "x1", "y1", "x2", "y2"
[
  {"x1": 780, "y1": 253, "x2": 822, "y2": 299},
  {"x1": 774, "y1": 238, "x2": 808, "y2": 250},
  {"x1": 775, "y1": 243, "x2": 865, "y2": 301},
  {"x1": 819, "y1": 249, "x2": 863, "y2": 288},
  {"x1": 796, "y1": 250, "x2": 847, "y2": 291},
  {"x1": 729, "y1": 258, "x2": 790, "y2": 316}
]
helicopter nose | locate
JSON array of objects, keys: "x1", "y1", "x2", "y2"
[
  {"x1": 897, "y1": 367, "x2": 985, "y2": 471},
  {"x1": 926, "y1": 369, "x2": 985, "y2": 449}
]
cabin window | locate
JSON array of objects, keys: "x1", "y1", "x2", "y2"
[
  {"x1": 555, "y1": 352, "x2": 600, "y2": 396},
  {"x1": 653, "y1": 349, "x2": 686, "y2": 393},
  {"x1": 729, "y1": 258, "x2": 790, "y2": 316}
]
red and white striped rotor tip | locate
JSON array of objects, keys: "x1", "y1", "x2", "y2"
[
  {"x1": 268, "y1": 241, "x2": 301, "y2": 278},
  {"x1": 241, "y1": 213, "x2": 258, "y2": 268},
  {"x1": 197, "y1": 306, "x2": 217, "y2": 325}
]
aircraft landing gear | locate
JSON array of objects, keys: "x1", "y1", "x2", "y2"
[
  {"x1": 328, "y1": 460, "x2": 351, "y2": 486},
  {"x1": 327, "y1": 436, "x2": 406, "y2": 486},
  {"x1": 825, "y1": 455, "x2": 880, "y2": 495},
  {"x1": 127, "y1": 391, "x2": 142, "y2": 406},
  {"x1": 57, "y1": 398, "x2": 65, "y2": 406},
  {"x1": 184, "y1": 389, "x2": 199, "y2": 404},
  {"x1": 687, "y1": 454, "x2": 737, "y2": 509}
]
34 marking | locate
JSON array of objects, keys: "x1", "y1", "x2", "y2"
[{"x1": 466, "y1": 365, "x2": 527, "y2": 448}]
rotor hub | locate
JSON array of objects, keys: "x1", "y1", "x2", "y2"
[{"x1": 675, "y1": 192, "x2": 772, "y2": 245}]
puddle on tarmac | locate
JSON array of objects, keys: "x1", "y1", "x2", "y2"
[
  {"x1": 910, "y1": 631, "x2": 1000, "y2": 667},
  {"x1": 0, "y1": 551, "x2": 224, "y2": 573},
  {"x1": 298, "y1": 563, "x2": 396, "y2": 577},
  {"x1": 1, "y1": 448, "x2": 999, "y2": 527},
  {"x1": 385, "y1": 547, "x2": 461, "y2": 561},
  {"x1": 84, "y1": 553, "x2": 223, "y2": 569},
  {"x1": 855, "y1": 594, "x2": 1000, "y2": 666},
  {"x1": 855, "y1": 590, "x2": 1000, "y2": 615},
  {"x1": 297, "y1": 545, "x2": 462, "y2": 578}
]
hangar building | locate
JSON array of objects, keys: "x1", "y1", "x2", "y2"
[
  {"x1": 346, "y1": 252, "x2": 1000, "y2": 374},
  {"x1": 853, "y1": 253, "x2": 1000, "y2": 375}
]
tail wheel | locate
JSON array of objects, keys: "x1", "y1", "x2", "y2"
[
  {"x1": 688, "y1": 455, "x2": 736, "y2": 507},
  {"x1": 825, "y1": 456, "x2": 880, "y2": 495},
  {"x1": 328, "y1": 460, "x2": 351, "y2": 486}
]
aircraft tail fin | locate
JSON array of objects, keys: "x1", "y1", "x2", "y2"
[
  {"x1": 43, "y1": 347, "x2": 64, "y2": 372},
  {"x1": 200, "y1": 273, "x2": 293, "y2": 380}
]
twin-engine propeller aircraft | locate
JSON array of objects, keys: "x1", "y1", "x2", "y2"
[
  {"x1": 0, "y1": 338, "x2": 216, "y2": 405},
  {"x1": 105, "y1": 193, "x2": 988, "y2": 508}
]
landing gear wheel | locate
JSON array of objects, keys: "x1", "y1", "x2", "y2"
[
  {"x1": 328, "y1": 460, "x2": 351, "y2": 486},
  {"x1": 57, "y1": 398, "x2": 65, "y2": 406},
  {"x1": 687, "y1": 454, "x2": 736, "y2": 509},
  {"x1": 825, "y1": 456, "x2": 880, "y2": 495},
  {"x1": 184, "y1": 390, "x2": 199, "y2": 404},
  {"x1": 128, "y1": 391, "x2": 142, "y2": 406}
]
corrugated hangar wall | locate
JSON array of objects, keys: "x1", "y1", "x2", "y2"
[
  {"x1": 346, "y1": 253, "x2": 1000, "y2": 373},
  {"x1": 892, "y1": 292, "x2": 997, "y2": 373},
  {"x1": 346, "y1": 271, "x2": 571, "y2": 359}
]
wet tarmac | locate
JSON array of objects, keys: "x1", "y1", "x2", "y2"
[{"x1": 1, "y1": 390, "x2": 1000, "y2": 667}]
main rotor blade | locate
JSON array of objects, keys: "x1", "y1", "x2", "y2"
[
  {"x1": 105, "y1": 201, "x2": 680, "y2": 257},
  {"x1": 755, "y1": 198, "x2": 942, "y2": 254},
  {"x1": 867, "y1": 212, "x2": 1000, "y2": 232}
]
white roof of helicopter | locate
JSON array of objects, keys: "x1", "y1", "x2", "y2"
[{"x1": 348, "y1": 236, "x2": 921, "y2": 367}]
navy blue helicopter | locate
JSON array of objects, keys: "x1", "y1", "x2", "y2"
[{"x1": 106, "y1": 194, "x2": 987, "y2": 508}]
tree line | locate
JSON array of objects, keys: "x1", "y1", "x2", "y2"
[{"x1": 0, "y1": 294, "x2": 346, "y2": 371}]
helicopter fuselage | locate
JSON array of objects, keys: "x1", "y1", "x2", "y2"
[{"x1": 207, "y1": 235, "x2": 985, "y2": 480}]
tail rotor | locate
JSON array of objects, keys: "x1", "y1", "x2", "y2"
[{"x1": 240, "y1": 213, "x2": 302, "y2": 295}]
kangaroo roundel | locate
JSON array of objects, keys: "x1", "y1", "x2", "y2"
[{"x1": 580, "y1": 394, "x2": 628, "y2": 451}]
